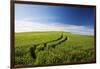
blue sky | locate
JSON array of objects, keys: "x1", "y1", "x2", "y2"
[{"x1": 15, "y1": 4, "x2": 95, "y2": 35}]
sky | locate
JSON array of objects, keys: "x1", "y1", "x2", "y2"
[{"x1": 15, "y1": 4, "x2": 95, "y2": 35}]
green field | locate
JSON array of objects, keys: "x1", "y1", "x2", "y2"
[{"x1": 15, "y1": 31, "x2": 95, "y2": 66}]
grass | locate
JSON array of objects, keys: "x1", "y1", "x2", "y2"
[{"x1": 15, "y1": 31, "x2": 95, "y2": 66}]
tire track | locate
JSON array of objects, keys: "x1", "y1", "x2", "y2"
[
  {"x1": 30, "y1": 33, "x2": 68, "y2": 59},
  {"x1": 33, "y1": 33, "x2": 63, "y2": 47},
  {"x1": 47, "y1": 34, "x2": 67, "y2": 48}
]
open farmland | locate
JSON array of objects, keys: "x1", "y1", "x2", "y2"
[{"x1": 15, "y1": 31, "x2": 95, "y2": 66}]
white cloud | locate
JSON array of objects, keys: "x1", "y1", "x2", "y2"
[{"x1": 15, "y1": 18, "x2": 94, "y2": 35}]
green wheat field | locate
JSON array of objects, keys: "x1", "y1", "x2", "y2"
[{"x1": 15, "y1": 31, "x2": 95, "y2": 66}]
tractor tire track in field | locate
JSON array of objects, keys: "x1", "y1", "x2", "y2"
[
  {"x1": 30, "y1": 33, "x2": 68, "y2": 59},
  {"x1": 41, "y1": 33, "x2": 63, "y2": 48}
]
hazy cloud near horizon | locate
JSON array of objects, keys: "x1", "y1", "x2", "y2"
[{"x1": 15, "y1": 18, "x2": 94, "y2": 35}]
